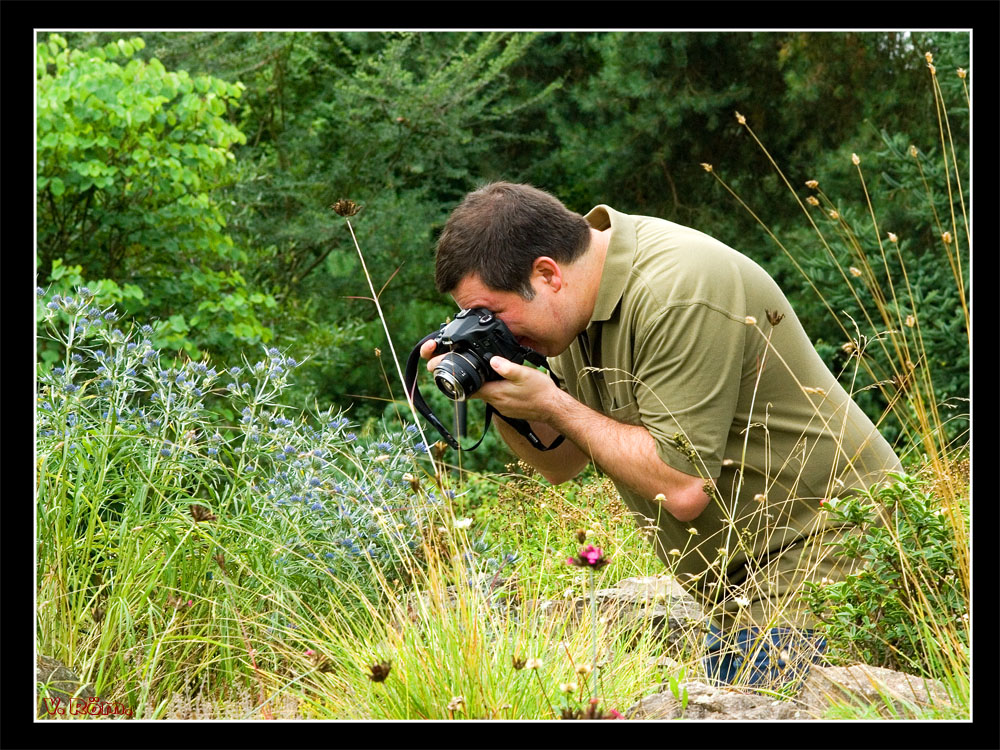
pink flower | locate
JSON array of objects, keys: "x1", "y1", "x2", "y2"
[{"x1": 567, "y1": 544, "x2": 609, "y2": 569}]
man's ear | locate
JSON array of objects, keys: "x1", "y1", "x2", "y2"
[{"x1": 532, "y1": 256, "x2": 563, "y2": 292}]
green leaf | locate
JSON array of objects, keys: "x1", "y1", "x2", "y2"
[{"x1": 49, "y1": 177, "x2": 65, "y2": 196}]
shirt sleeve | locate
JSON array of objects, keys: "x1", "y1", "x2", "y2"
[{"x1": 631, "y1": 301, "x2": 747, "y2": 479}]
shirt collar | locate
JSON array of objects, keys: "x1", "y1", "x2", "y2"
[{"x1": 583, "y1": 204, "x2": 636, "y2": 323}]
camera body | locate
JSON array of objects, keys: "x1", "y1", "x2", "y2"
[{"x1": 432, "y1": 308, "x2": 525, "y2": 401}]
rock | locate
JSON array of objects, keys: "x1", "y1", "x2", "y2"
[
  {"x1": 627, "y1": 679, "x2": 810, "y2": 720},
  {"x1": 796, "y1": 663, "x2": 955, "y2": 718},
  {"x1": 36, "y1": 654, "x2": 97, "y2": 717},
  {"x1": 625, "y1": 662, "x2": 956, "y2": 720},
  {"x1": 525, "y1": 575, "x2": 707, "y2": 652}
]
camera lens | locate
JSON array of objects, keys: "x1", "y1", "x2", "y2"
[{"x1": 433, "y1": 352, "x2": 485, "y2": 401}]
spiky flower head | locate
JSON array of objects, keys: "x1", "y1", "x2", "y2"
[
  {"x1": 851, "y1": 153, "x2": 860, "y2": 166},
  {"x1": 331, "y1": 198, "x2": 361, "y2": 217},
  {"x1": 735, "y1": 111, "x2": 746, "y2": 125},
  {"x1": 805, "y1": 179, "x2": 819, "y2": 189}
]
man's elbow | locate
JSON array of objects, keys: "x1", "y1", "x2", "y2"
[
  {"x1": 540, "y1": 467, "x2": 582, "y2": 486},
  {"x1": 655, "y1": 484, "x2": 711, "y2": 523}
]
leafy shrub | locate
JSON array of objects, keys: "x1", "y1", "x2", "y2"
[
  {"x1": 803, "y1": 471, "x2": 969, "y2": 677},
  {"x1": 36, "y1": 34, "x2": 275, "y2": 362}
]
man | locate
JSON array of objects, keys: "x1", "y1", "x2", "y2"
[{"x1": 423, "y1": 181, "x2": 901, "y2": 686}]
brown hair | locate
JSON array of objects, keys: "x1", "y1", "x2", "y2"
[{"x1": 434, "y1": 182, "x2": 591, "y2": 299}]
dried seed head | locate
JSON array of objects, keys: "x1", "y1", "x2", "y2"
[
  {"x1": 431, "y1": 440, "x2": 448, "y2": 460},
  {"x1": 805, "y1": 179, "x2": 819, "y2": 189},
  {"x1": 331, "y1": 199, "x2": 361, "y2": 217},
  {"x1": 851, "y1": 153, "x2": 860, "y2": 166},
  {"x1": 559, "y1": 682, "x2": 578, "y2": 694},
  {"x1": 733, "y1": 595, "x2": 750, "y2": 608},
  {"x1": 367, "y1": 660, "x2": 392, "y2": 682},
  {"x1": 447, "y1": 695, "x2": 465, "y2": 711},
  {"x1": 928, "y1": 63, "x2": 937, "y2": 76},
  {"x1": 525, "y1": 657, "x2": 543, "y2": 670},
  {"x1": 909, "y1": 145, "x2": 919, "y2": 158},
  {"x1": 669, "y1": 548, "x2": 681, "y2": 557},
  {"x1": 905, "y1": 314, "x2": 916, "y2": 328},
  {"x1": 700, "y1": 162, "x2": 713, "y2": 173},
  {"x1": 887, "y1": 232, "x2": 898, "y2": 243},
  {"x1": 512, "y1": 655, "x2": 527, "y2": 670},
  {"x1": 753, "y1": 493, "x2": 766, "y2": 503},
  {"x1": 402, "y1": 472, "x2": 421, "y2": 494},
  {"x1": 828, "y1": 209, "x2": 840, "y2": 220},
  {"x1": 765, "y1": 309, "x2": 785, "y2": 326},
  {"x1": 744, "y1": 315, "x2": 757, "y2": 326},
  {"x1": 942, "y1": 231, "x2": 953, "y2": 244},
  {"x1": 575, "y1": 528, "x2": 588, "y2": 544},
  {"x1": 924, "y1": 51, "x2": 934, "y2": 64},
  {"x1": 849, "y1": 266, "x2": 863, "y2": 277},
  {"x1": 189, "y1": 504, "x2": 217, "y2": 522},
  {"x1": 806, "y1": 195, "x2": 820, "y2": 207},
  {"x1": 576, "y1": 664, "x2": 593, "y2": 677},
  {"x1": 957, "y1": 68, "x2": 967, "y2": 79},
  {"x1": 735, "y1": 111, "x2": 746, "y2": 125},
  {"x1": 687, "y1": 527, "x2": 699, "y2": 535}
]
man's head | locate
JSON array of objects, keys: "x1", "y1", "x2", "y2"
[{"x1": 434, "y1": 182, "x2": 591, "y2": 300}]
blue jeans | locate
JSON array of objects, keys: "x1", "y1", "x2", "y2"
[{"x1": 703, "y1": 624, "x2": 827, "y2": 689}]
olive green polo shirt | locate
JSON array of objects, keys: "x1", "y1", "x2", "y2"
[{"x1": 548, "y1": 205, "x2": 902, "y2": 628}]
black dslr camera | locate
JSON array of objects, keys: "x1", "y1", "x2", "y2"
[
  {"x1": 404, "y1": 308, "x2": 564, "y2": 452},
  {"x1": 432, "y1": 308, "x2": 525, "y2": 401}
]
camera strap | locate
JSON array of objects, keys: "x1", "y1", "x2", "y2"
[{"x1": 404, "y1": 334, "x2": 565, "y2": 453}]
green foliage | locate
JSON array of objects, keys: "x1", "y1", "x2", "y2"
[
  {"x1": 34, "y1": 288, "x2": 461, "y2": 661},
  {"x1": 803, "y1": 472, "x2": 969, "y2": 677},
  {"x1": 760, "y1": 41, "x2": 969, "y2": 452},
  {"x1": 36, "y1": 33, "x2": 275, "y2": 362},
  {"x1": 111, "y1": 32, "x2": 560, "y2": 418}
]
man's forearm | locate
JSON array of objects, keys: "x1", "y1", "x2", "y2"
[{"x1": 544, "y1": 389, "x2": 711, "y2": 522}]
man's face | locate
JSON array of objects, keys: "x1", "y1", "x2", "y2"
[{"x1": 451, "y1": 273, "x2": 573, "y2": 358}]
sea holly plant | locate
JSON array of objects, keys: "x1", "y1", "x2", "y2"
[{"x1": 34, "y1": 288, "x2": 468, "y2": 627}]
